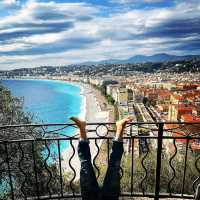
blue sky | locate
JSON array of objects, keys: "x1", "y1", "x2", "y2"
[{"x1": 0, "y1": 0, "x2": 200, "y2": 69}]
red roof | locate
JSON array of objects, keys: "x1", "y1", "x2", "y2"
[
  {"x1": 177, "y1": 107, "x2": 193, "y2": 111},
  {"x1": 172, "y1": 94, "x2": 184, "y2": 100},
  {"x1": 175, "y1": 104, "x2": 193, "y2": 111},
  {"x1": 181, "y1": 114, "x2": 200, "y2": 123},
  {"x1": 159, "y1": 91, "x2": 171, "y2": 98},
  {"x1": 172, "y1": 132, "x2": 188, "y2": 143}
]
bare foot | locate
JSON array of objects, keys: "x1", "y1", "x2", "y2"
[
  {"x1": 70, "y1": 117, "x2": 87, "y2": 140},
  {"x1": 116, "y1": 116, "x2": 133, "y2": 140}
]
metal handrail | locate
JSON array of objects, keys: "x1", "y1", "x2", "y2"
[{"x1": 0, "y1": 122, "x2": 200, "y2": 199}]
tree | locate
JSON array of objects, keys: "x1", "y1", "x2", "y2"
[{"x1": 0, "y1": 85, "x2": 62, "y2": 199}]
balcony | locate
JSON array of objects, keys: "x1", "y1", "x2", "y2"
[{"x1": 0, "y1": 122, "x2": 200, "y2": 200}]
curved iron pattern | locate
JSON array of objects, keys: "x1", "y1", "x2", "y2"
[
  {"x1": 192, "y1": 155, "x2": 200, "y2": 192},
  {"x1": 0, "y1": 143, "x2": 6, "y2": 172},
  {"x1": 92, "y1": 139, "x2": 100, "y2": 180},
  {"x1": 31, "y1": 141, "x2": 40, "y2": 198},
  {"x1": 181, "y1": 139, "x2": 189, "y2": 195},
  {"x1": 43, "y1": 140, "x2": 52, "y2": 198},
  {"x1": 95, "y1": 124, "x2": 109, "y2": 137},
  {"x1": 140, "y1": 138, "x2": 149, "y2": 195},
  {"x1": 0, "y1": 143, "x2": 8, "y2": 200},
  {"x1": 1, "y1": 122, "x2": 200, "y2": 199},
  {"x1": 119, "y1": 166, "x2": 124, "y2": 181},
  {"x1": 18, "y1": 142, "x2": 28, "y2": 199},
  {"x1": 168, "y1": 139, "x2": 177, "y2": 195},
  {"x1": 68, "y1": 140, "x2": 76, "y2": 196},
  {"x1": 57, "y1": 140, "x2": 63, "y2": 197},
  {"x1": 4, "y1": 142, "x2": 15, "y2": 200}
]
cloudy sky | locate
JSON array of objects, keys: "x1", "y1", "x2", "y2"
[{"x1": 0, "y1": 0, "x2": 200, "y2": 70}]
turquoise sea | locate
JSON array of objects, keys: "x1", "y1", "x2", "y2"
[
  {"x1": 0, "y1": 79, "x2": 84, "y2": 194},
  {"x1": 1, "y1": 79, "x2": 83, "y2": 137}
]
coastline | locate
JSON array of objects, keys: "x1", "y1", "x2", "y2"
[
  {"x1": 1, "y1": 78, "x2": 112, "y2": 124},
  {"x1": 61, "y1": 81, "x2": 113, "y2": 179},
  {"x1": 78, "y1": 84, "x2": 87, "y2": 121},
  {"x1": 2, "y1": 78, "x2": 113, "y2": 179}
]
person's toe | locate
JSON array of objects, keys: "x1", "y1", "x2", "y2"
[{"x1": 70, "y1": 117, "x2": 80, "y2": 124}]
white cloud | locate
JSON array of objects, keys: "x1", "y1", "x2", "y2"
[
  {"x1": 0, "y1": 0, "x2": 200, "y2": 69},
  {"x1": 0, "y1": 42, "x2": 30, "y2": 52},
  {"x1": 0, "y1": 0, "x2": 98, "y2": 26},
  {"x1": 1, "y1": 0, "x2": 16, "y2": 5},
  {"x1": 110, "y1": 0, "x2": 165, "y2": 4},
  {"x1": 0, "y1": 0, "x2": 20, "y2": 10}
]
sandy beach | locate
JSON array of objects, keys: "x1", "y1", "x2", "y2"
[{"x1": 61, "y1": 82, "x2": 113, "y2": 179}]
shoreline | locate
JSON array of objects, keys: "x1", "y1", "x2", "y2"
[
  {"x1": 2, "y1": 78, "x2": 113, "y2": 178},
  {"x1": 1, "y1": 78, "x2": 113, "y2": 124},
  {"x1": 78, "y1": 84, "x2": 87, "y2": 121},
  {"x1": 61, "y1": 81, "x2": 113, "y2": 179}
]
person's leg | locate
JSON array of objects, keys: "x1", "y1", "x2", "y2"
[
  {"x1": 70, "y1": 117, "x2": 100, "y2": 200},
  {"x1": 102, "y1": 117, "x2": 133, "y2": 200}
]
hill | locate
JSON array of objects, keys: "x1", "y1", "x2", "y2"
[{"x1": 80, "y1": 53, "x2": 200, "y2": 65}]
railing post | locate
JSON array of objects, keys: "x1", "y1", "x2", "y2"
[{"x1": 155, "y1": 123, "x2": 164, "y2": 200}]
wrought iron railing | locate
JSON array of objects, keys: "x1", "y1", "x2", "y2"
[{"x1": 0, "y1": 122, "x2": 200, "y2": 200}]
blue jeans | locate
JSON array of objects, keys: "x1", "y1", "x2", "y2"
[{"x1": 78, "y1": 140, "x2": 124, "y2": 200}]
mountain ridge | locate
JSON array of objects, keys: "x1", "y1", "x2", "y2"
[{"x1": 80, "y1": 53, "x2": 200, "y2": 65}]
